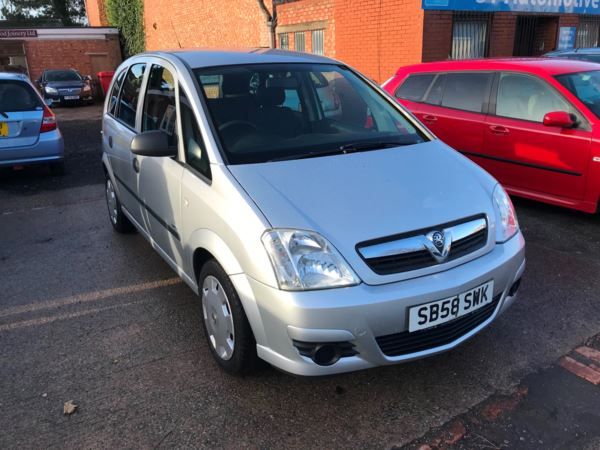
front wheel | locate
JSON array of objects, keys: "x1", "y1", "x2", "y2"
[
  {"x1": 105, "y1": 175, "x2": 135, "y2": 233},
  {"x1": 199, "y1": 260, "x2": 259, "y2": 375}
]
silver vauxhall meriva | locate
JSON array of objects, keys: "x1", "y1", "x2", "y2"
[{"x1": 102, "y1": 49, "x2": 525, "y2": 376}]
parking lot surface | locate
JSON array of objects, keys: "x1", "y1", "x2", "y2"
[{"x1": 1, "y1": 106, "x2": 599, "y2": 448}]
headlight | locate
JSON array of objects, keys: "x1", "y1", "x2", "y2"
[
  {"x1": 45, "y1": 86, "x2": 58, "y2": 94},
  {"x1": 262, "y1": 229, "x2": 360, "y2": 291},
  {"x1": 493, "y1": 184, "x2": 519, "y2": 243}
]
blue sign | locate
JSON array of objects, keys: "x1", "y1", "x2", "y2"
[
  {"x1": 423, "y1": 0, "x2": 600, "y2": 14},
  {"x1": 557, "y1": 27, "x2": 577, "y2": 50}
]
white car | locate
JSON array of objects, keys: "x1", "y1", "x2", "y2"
[{"x1": 102, "y1": 49, "x2": 525, "y2": 376}]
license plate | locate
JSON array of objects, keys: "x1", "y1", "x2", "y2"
[
  {"x1": 409, "y1": 280, "x2": 495, "y2": 332},
  {"x1": 64, "y1": 95, "x2": 79, "y2": 100},
  {"x1": 0, "y1": 122, "x2": 7, "y2": 137}
]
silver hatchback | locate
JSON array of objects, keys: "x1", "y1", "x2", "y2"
[
  {"x1": 0, "y1": 72, "x2": 64, "y2": 173},
  {"x1": 102, "y1": 49, "x2": 525, "y2": 376}
]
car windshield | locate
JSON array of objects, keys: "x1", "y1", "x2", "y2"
[
  {"x1": 0, "y1": 80, "x2": 42, "y2": 112},
  {"x1": 45, "y1": 70, "x2": 81, "y2": 82},
  {"x1": 556, "y1": 70, "x2": 600, "y2": 118},
  {"x1": 193, "y1": 63, "x2": 426, "y2": 164}
]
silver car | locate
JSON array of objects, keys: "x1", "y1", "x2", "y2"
[
  {"x1": 0, "y1": 72, "x2": 65, "y2": 173},
  {"x1": 101, "y1": 50, "x2": 525, "y2": 376}
]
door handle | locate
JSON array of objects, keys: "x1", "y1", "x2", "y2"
[
  {"x1": 422, "y1": 114, "x2": 438, "y2": 122},
  {"x1": 132, "y1": 157, "x2": 139, "y2": 173},
  {"x1": 108, "y1": 136, "x2": 113, "y2": 148},
  {"x1": 489, "y1": 125, "x2": 509, "y2": 135}
]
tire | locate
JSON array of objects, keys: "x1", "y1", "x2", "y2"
[
  {"x1": 49, "y1": 161, "x2": 65, "y2": 176},
  {"x1": 198, "y1": 259, "x2": 259, "y2": 375},
  {"x1": 105, "y1": 174, "x2": 135, "y2": 233}
]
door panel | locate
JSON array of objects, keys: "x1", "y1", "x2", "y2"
[
  {"x1": 134, "y1": 61, "x2": 183, "y2": 263},
  {"x1": 483, "y1": 72, "x2": 591, "y2": 200}
]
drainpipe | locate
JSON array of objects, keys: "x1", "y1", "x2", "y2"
[{"x1": 256, "y1": 0, "x2": 277, "y2": 48}]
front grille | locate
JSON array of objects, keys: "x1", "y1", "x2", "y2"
[
  {"x1": 358, "y1": 217, "x2": 487, "y2": 275},
  {"x1": 376, "y1": 293, "x2": 501, "y2": 357}
]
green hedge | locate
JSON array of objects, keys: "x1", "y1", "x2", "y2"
[{"x1": 106, "y1": 0, "x2": 145, "y2": 57}]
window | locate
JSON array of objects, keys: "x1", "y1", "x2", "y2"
[
  {"x1": 142, "y1": 64, "x2": 177, "y2": 146},
  {"x1": 44, "y1": 69, "x2": 81, "y2": 82},
  {"x1": 425, "y1": 74, "x2": 445, "y2": 105},
  {"x1": 441, "y1": 72, "x2": 492, "y2": 113},
  {"x1": 194, "y1": 63, "x2": 426, "y2": 165},
  {"x1": 496, "y1": 73, "x2": 571, "y2": 123},
  {"x1": 451, "y1": 13, "x2": 490, "y2": 60},
  {"x1": 180, "y1": 89, "x2": 210, "y2": 178},
  {"x1": 116, "y1": 63, "x2": 146, "y2": 128},
  {"x1": 311, "y1": 29, "x2": 324, "y2": 55},
  {"x1": 577, "y1": 16, "x2": 600, "y2": 48},
  {"x1": 395, "y1": 74, "x2": 435, "y2": 101},
  {"x1": 294, "y1": 32, "x2": 305, "y2": 52},
  {"x1": 0, "y1": 80, "x2": 41, "y2": 112},
  {"x1": 108, "y1": 68, "x2": 127, "y2": 116},
  {"x1": 279, "y1": 33, "x2": 289, "y2": 50}
]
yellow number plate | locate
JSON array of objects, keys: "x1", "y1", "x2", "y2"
[{"x1": 0, "y1": 122, "x2": 8, "y2": 137}]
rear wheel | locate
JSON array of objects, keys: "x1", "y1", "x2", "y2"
[
  {"x1": 199, "y1": 259, "x2": 258, "y2": 375},
  {"x1": 105, "y1": 175, "x2": 135, "y2": 233}
]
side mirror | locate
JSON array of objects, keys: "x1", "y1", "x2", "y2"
[
  {"x1": 131, "y1": 130, "x2": 177, "y2": 157},
  {"x1": 543, "y1": 111, "x2": 575, "y2": 128}
]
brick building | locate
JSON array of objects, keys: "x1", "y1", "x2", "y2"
[
  {"x1": 0, "y1": 27, "x2": 122, "y2": 87},
  {"x1": 85, "y1": 0, "x2": 600, "y2": 83}
]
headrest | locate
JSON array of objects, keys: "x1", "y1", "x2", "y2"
[
  {"x1": 222, "y1": 72, "x2": 249, "y2": 96},
  {"x1": 258, "y1": 86, "x2": 285, "y2": 107}
]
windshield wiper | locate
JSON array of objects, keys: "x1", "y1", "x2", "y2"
[
  {"x1": 269, "y1": 140, "x2": 416, "y2": 162},
  {"x1": 0, "y1": 111, "x2": 8, "y2": 119},
  {"x1": 338, "y1": 140, "x2": 415, "y2": 152}
]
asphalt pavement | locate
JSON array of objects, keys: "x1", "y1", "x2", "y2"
[{"x1": 1, "y1": 105, "x2": 599, "y2": 449}]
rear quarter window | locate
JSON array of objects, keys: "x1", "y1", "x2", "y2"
[
  {"x1": 395, "y1": 74, "x2": 435, "y2": 101},
  {"x1": 0, "y1": 80, "x2": 42, "y2": 112}
]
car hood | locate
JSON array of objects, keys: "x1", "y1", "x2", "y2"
[
  {"x1": 45, "y1": 80, "x2": 85, "y2": 88},
  {"x1": 228, "y1": 140, "x2": 498, "y2": 285}
]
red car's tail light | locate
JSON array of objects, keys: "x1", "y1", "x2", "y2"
[{"x1": 40, "y1": 105, "x2": 57, "y2": 133}]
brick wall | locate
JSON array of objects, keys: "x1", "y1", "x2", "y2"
[
  {"x1": 144, "y1": 0, "x2": 272, "y2": 50},
  {"x1": 85, "y1": 0, "x2": 109, "y2": 26},
  {"x1": 335, "y1": 0, "x2": 424, "y2": 83},
  {"x1": 489, "y1": 13, "x2": 516, "y2": 57},
  {"x1": 422, "y1": 11, "x2": 452, "y2": 62},
  {"x1": 24, "y1": 36, "x2": 122, "y2": 82}
]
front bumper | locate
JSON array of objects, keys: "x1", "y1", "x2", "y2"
[
  {"x1": 231, "y1": 231, "x2": 525, "y2": 376},
  {"x1": 44, "y1": 92, "x2": 92, "y2": 104},
  {"x1": 0, "y1": 129, "x2": 64, "y2": 167}
]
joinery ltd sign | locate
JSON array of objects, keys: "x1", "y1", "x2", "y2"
[{"x1": 0, "y1": 30, "x2": 38, "y2": 39}]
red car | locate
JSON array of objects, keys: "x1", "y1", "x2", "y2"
[{"x1": 383, "y1": 58, "x2": 600, "y2": 214}]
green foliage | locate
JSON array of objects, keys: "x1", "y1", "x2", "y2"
[
  {"x1": 105, "y1": 0, "x2": 145, "y2": 57},
  {"x1": 0, "y1": 0, "x2": 86, "y2": 26}
]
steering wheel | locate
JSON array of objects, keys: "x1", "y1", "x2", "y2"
[{"x1": 218, "y1": 120, "x2": 257, "y2": 134}]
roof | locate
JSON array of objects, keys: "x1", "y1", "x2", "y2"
[
  {"x1": 0, "y1": 72, "x2": 29, "y2": 81},
  {"x1": 145, "y1": 48, "x2": 339, "y2": 68},
  {"x1": 395, "y1": 58, "x2": 600, "y2": 76}
]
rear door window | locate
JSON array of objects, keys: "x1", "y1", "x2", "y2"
[
  {"x1": 441, "y1": 72, "x2": 492, "y2": 113},
  {"x1": 116, "y1": 63, "x2": 146, "y2": 128},
  {"x1": 395, "y1": 74, "x2": 435, "y2": 101},
  {"x1": 0, "y1": 80, "x2": 42, "y2": 112},
  {"x1": 108, "y1": 68, "x2": 127, "y2": 116}
]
